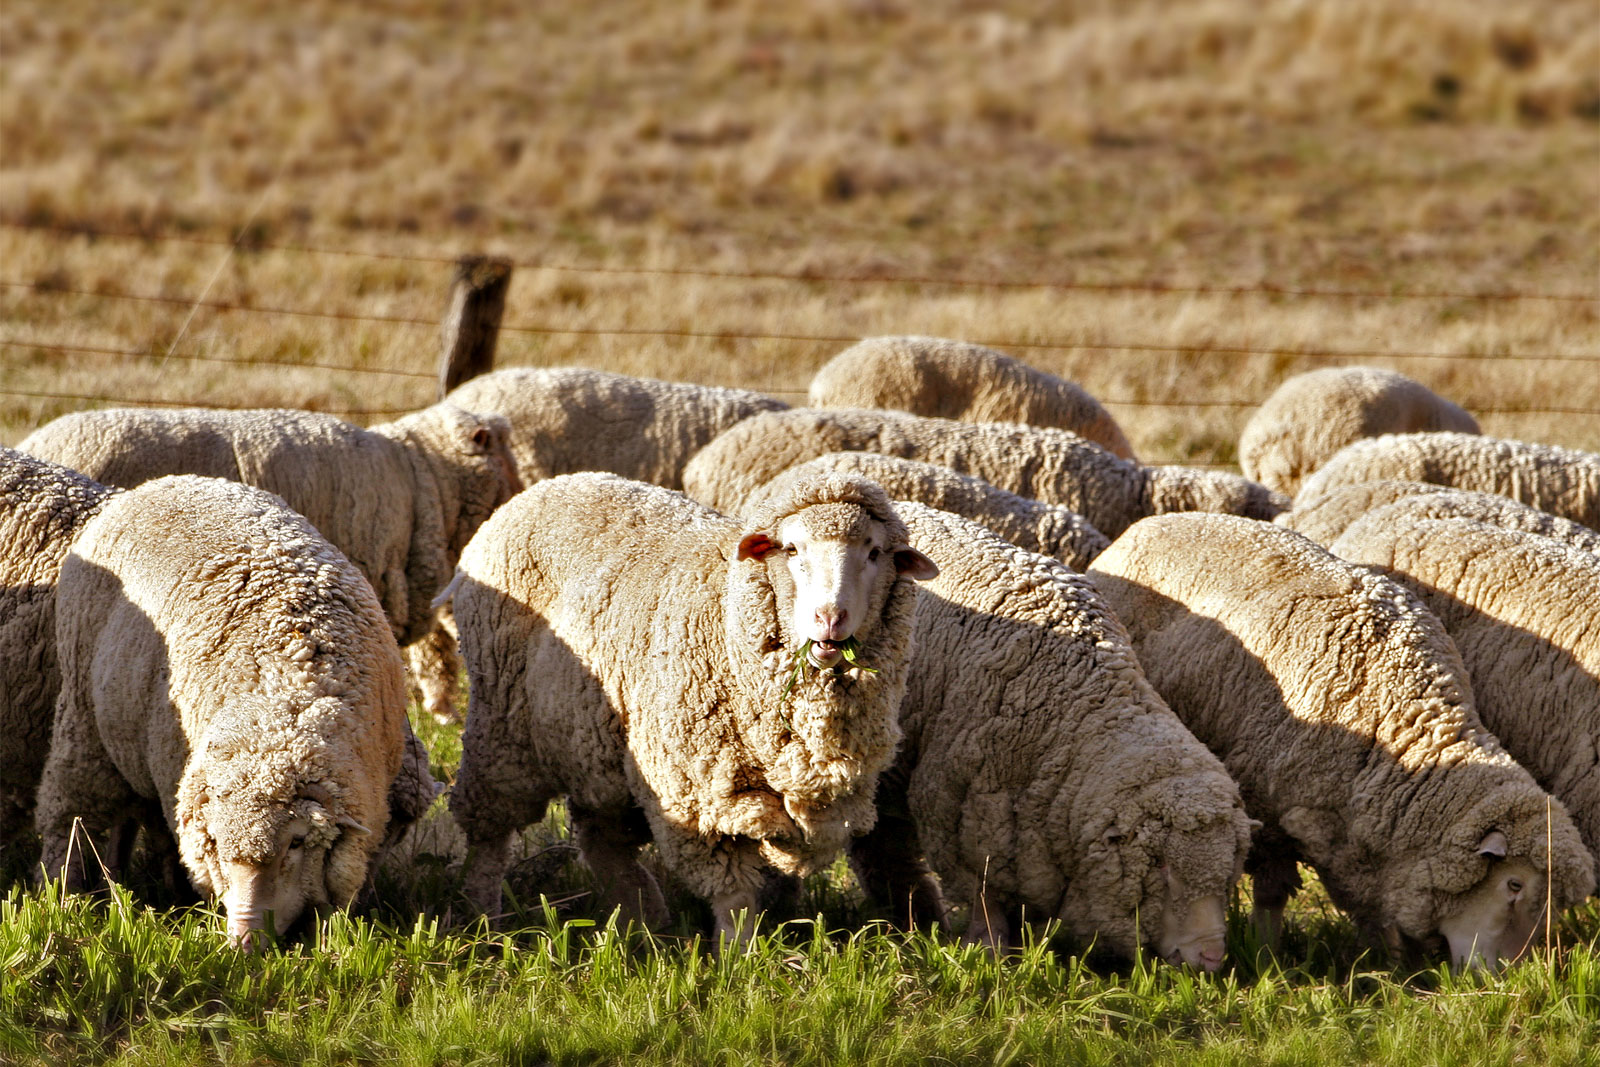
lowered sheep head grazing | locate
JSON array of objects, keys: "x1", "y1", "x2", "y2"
[
  {"x1": 176, "y1": 695, "x2": 387, "y2": 949},
  {"x1": 375, "y1": 402, "x2": 523, "y2": 559}
]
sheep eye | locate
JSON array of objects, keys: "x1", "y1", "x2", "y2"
[
  {"x1": 784, "y1": 544, "x2": 798, "y2": 556},
  {"x1": 1507, "y1": 878, "x2": 1523, "y2": 894},
  {"x1": 288, "y1": 836, "x2": 306, "y2": 851},
  {"x1": 867, "y1": 548, "x2": 881, "y2": 562}
]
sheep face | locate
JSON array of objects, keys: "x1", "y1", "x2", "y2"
[
  {"x1": 738, "y1": 502, "x2": 937, "y2": 669},
  {"x1": 1433, "y1": 833, "x2": 1546, "y2": 973}
]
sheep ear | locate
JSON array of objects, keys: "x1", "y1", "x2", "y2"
[
  {"x1": 894, "y1": 546, "x2": 939, "y2": 580},
  {"x1": 1477, "y1": 830, "x2": 1507, "y2": 859},
  {"x1": 469, "y1": 426, "x2": 494, "y2": 453},
  {"x1": 337, "y1": 815, "x2": 372, "y2": 837},
  {"x1": 737, "y1": 532, "x2": 777, "y2": 561}
]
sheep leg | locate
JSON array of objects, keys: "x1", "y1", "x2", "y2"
[
  {"x1": 34, "y1": 689, "x2": 138, "y2": 892},
  {"x1": 460, "y1": 832, "x2": 514, "y2": 918},
  {"x1": 405, "y1": 616, "x2": 462, "y2": 725},
  {"x1": 849, "y1": 813, "x2": 945, "y2": 930},
  {"x1": 963, "y1": 884, "x2": 1013, "y2": 954},
  {"x1": 712, "y1": 886, "x2": 762, "y2": 947},
  {"x1": 1248, "y1": 853, "x2": 1302, "y2": 951},
  {"x1": 567, "y1": 802, "x2": 669, "y2": 930}
]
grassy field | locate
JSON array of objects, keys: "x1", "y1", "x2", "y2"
[{"x1": 3, "y1": 1, "x2": 1599, "y2": 1063}]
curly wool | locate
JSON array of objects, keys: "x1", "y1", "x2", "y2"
[
  {"x1": 857, "y1": 503, "x2": 1252, "y2": 958},
  {"x1": 35, "y1": 475, "x2": 409, "y2": 909},
  {"x1": 808, "y1": 336, "x2": 1136, "y2": 460},
  {"x1": 0, "y1": 447, "x2": 119, "y2": 846},
  {"x1": 1332, "y1": 511, "x2": 1600, "y2": 872},
  {"x1": 1280, "y1": 480, "x2": 1600, "y2": 555},
  {"x1": 682, "y1": 408, "x2": 1286, "y2": 538},
  {"x1": 1239, "y1": 367, "x2": 1479, "y2": 497},
  {"x1": 1088, "y1": 513, "x2": 1594, "y2": 941},
  {"x1": 448, "y1": 471, "x2": 921, "y2": 921},
  {"x1": 1295, "y1": 432, "x2": 1600, "y2": 530},
  {"x1": 445, "y1": 366, "x2": 787, "y2": 488},
  {"x1": 18, "y1": 401, "x2": 520, "y2": 646},
  {"x1": 744, "y1": 452, "x2": 1109, "y2": 570}
]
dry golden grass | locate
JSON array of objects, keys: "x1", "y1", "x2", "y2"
[{"x1": 2, "y1": 0, "x2": 1597, "y2": 460}]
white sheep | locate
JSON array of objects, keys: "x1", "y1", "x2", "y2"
[
  {"x1": 850, "y1": 503, "x2": 1254, "y2": 969},
  {"x1": 0, "y1": 447, "x2": 119, "y2": 852},
  {"x1": 35, "y1": 476, "x2": 412, "y2": 946},
  {"x1": 1281, "y1": 481, "x2": 1600, "y2": 555},
  {"x1": 682, "y1": 407, "x2": 1286, "y2": 539},
  {"x1": 743, "y1": 452, "x2": 1109, "y2": 570},
  {"x1": 1088, "y1": 513, "x2": 1594, "y2": 970},
  {"x1": 808, "y1": 336, "x2": 1136, "y2": 460},
  {"x1": 1239, "y1": 367, "x2": 1479, "y2": 497},
  {"x1": 1331, "y1": 511, "x2": 1600, "y2": 874},
  {"x1": 1295, "y1": 432, "x2": 1600, "y2": 530},
  {"x1": 445, "y1": 470, "x2": 938, "y2": 940},
  {"x1": 444, "y1": 366, "x2": 789, "y2": 489}
]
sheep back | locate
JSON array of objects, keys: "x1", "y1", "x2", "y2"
[
  {"x1": 1286, "y1": 481, "x2": 1600, "y2": 554},
  {"x1": 445, "y1": 366, "x2": 787, "y2": 488},
  {"x1": 1088, "y1": 513, "x2": 1593, "y2": 940},
  {"x1": 1239, "y1": 368, "x2": 1479, "y2": 496},
  {"x1": 1296, "y1": 432, "x2": 1600, "y2": 531},
  {"x1": 0, "y1": 447, "x2": 118, "y2": 844},
  {"x1": 746, "y1": 452, "x2": 1109, "y2": 570},
  {"x1": 809, "y1": 336, "x2": 1136, "y2": 460},
  {"x1": 1331, "y1": 511, "x2": 1600, "y2": 869}
]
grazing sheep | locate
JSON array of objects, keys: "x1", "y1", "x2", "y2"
[
  {"x1": 744, "y1": 452, "x2": 1109, "y2": 570},
  {"x1": 444, "y1": 366, "x2": 788, "y2": 489},
  {"x1": 1295, "y1": 432, "x2": 1600, "y2": 531},
  {"x1": 35, "y1": 476, "x2": 412, "y2": 945},
  {"x1": 19, "y1": 401, "x2": 521, "y2": 648},
  {"x1": 850, "y1": 503, "x2": 1254, "y2": 969},
  {"x1": 1088, "y1": 514, "x2": 1594, "y2": 970},
  {"x1": 1282, "y1": 481, "x2": 1600, "y2": 555},
  {"x1": 1331, "y1": 512, "x2": 1600, "y2": 873},
  {"x1": 0, "y1": 447, "x2": 119, "y2": 850},
  {"x1": 682, "y1": 408, "x2": 1286, "y2": 538},
  {"x1": 809, "y1": 336, "x2": 1136, "y2": 460},
  {"x1": 446, "y1": 471, "x2": 938, "y2": 940},
  {"x1": 1239, "y1": 368, "x2": 1479, "y2": 497}
]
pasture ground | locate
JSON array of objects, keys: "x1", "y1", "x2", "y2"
[{"x1": 2, "y1": 2, "x2": 1598, "y2": 1063}]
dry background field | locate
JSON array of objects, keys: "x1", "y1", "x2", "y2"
[{"x1": 2, "y1": 0, "x2": 1597, "y2": 461}]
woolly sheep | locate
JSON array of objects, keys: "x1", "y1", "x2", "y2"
[
  {"x1": 1331, "y1": 511, "x2": 1600, "y2": 874},
  {"x1": 1239, "y1": 367, "x2": 1479, "y2": 496},
  {"x1": 444, "y1": 366, "x2": 789, "y2": 489},
  {"x1": 1295, "y1": 432, "x2": 1600, "y2": 530},
  {"x1": 0, "y1": 447, "x2": 119, "y2": 850},
  {"x1": 445, "y1": 471, "x2": 938, "y2": 940},
  {"x1": 1088, "y1": 514, "x2": 1594, "y2": 970},
  {"x1": 35, "y1": 476, "x2": 412, "y2": 946},
  {"x1": 808, "y1": 336, "x2": 1136, "y2": 460},
  {"x1": 850, "y1": 503, "x2": 1254, "y2": 969},
  {"x1": 681, "y1": 408, "x2": 1286, "y2": 538},
  {"x1": 19, "y1": 401, "x2": 521, "y2": 649},
  {"x1": 744, "y1": 452, "x2": 1109, "y2": 570},
  {"x1": 1281, "y1": 481, "x2": 1600, "y2": 555}
]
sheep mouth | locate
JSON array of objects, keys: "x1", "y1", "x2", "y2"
[{"x1": 808, "y1": 640, "x2": 845, "y2": 669}]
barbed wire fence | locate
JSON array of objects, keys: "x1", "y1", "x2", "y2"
[{"x1": 4, "y1": 218, "x2": 1598, "y2": 433}]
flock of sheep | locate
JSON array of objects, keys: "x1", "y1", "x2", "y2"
[{"x1": 3, "y1": 336, "x2": 1597, "y2": 974}]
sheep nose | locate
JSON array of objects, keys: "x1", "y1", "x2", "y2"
[
  {"x1": 815, "y1": 609, "x2": 849, "y2": 641},
  {"x1": 1198, "y1": 947, "x2": 1224, "y2": 972}
]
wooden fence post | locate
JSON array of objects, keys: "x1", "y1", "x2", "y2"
[{"x1": 437, "y1": 254, "x2": 514, "y2": 399}]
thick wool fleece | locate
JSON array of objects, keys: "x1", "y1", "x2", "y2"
[
  {"x1": 1332, "y1": 512, "x2": 1600, "y2": 872},
  {"x1": 19, "y1": 402, "x2": 520, "y2": 646},
  {"x1": 35, "y1": 476, "x2": 407, "y2": 909},
  {"x1": 682, "y1": 408, "x2": 1286, "y2": 538},
  {"x1": 0, "y1": 447, "x2": 119, "y2": 846},
  {"x1": 448, "y1": 471, "x2": 922, "y2": 920},
  {"x1": 746, "y1": 452, "x2": 1109, "y2": 570},
  {"x1": 1239, "y1": 368, "x2": 1479, "y2": 497},
  {"x1": 1296, "y1": 432, "x2": 1600, "y2": 530},
  {"x1": 855, "y1": 503, "x2": 1252, "y2": 958},
  {"x1": 808, "y1": 336, "x2": 1136, "y2": 460},
  {"x1": 1280, "y1": 480, "x2": 1600, "y2": 555},
  {"x1": 445, "y1": 366, "x2": 787, "y2": 489},
  {"x1": 1088, "y1": 513, "x2": 1594, "y2": 940}
]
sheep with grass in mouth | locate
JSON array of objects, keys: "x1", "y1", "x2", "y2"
[
  {"x1": 1088, "y1": 513, "x2": 1594, "y2": 971},
  {"x1": 444, "y1": 470, "x2": 937, "y2": 941}
]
